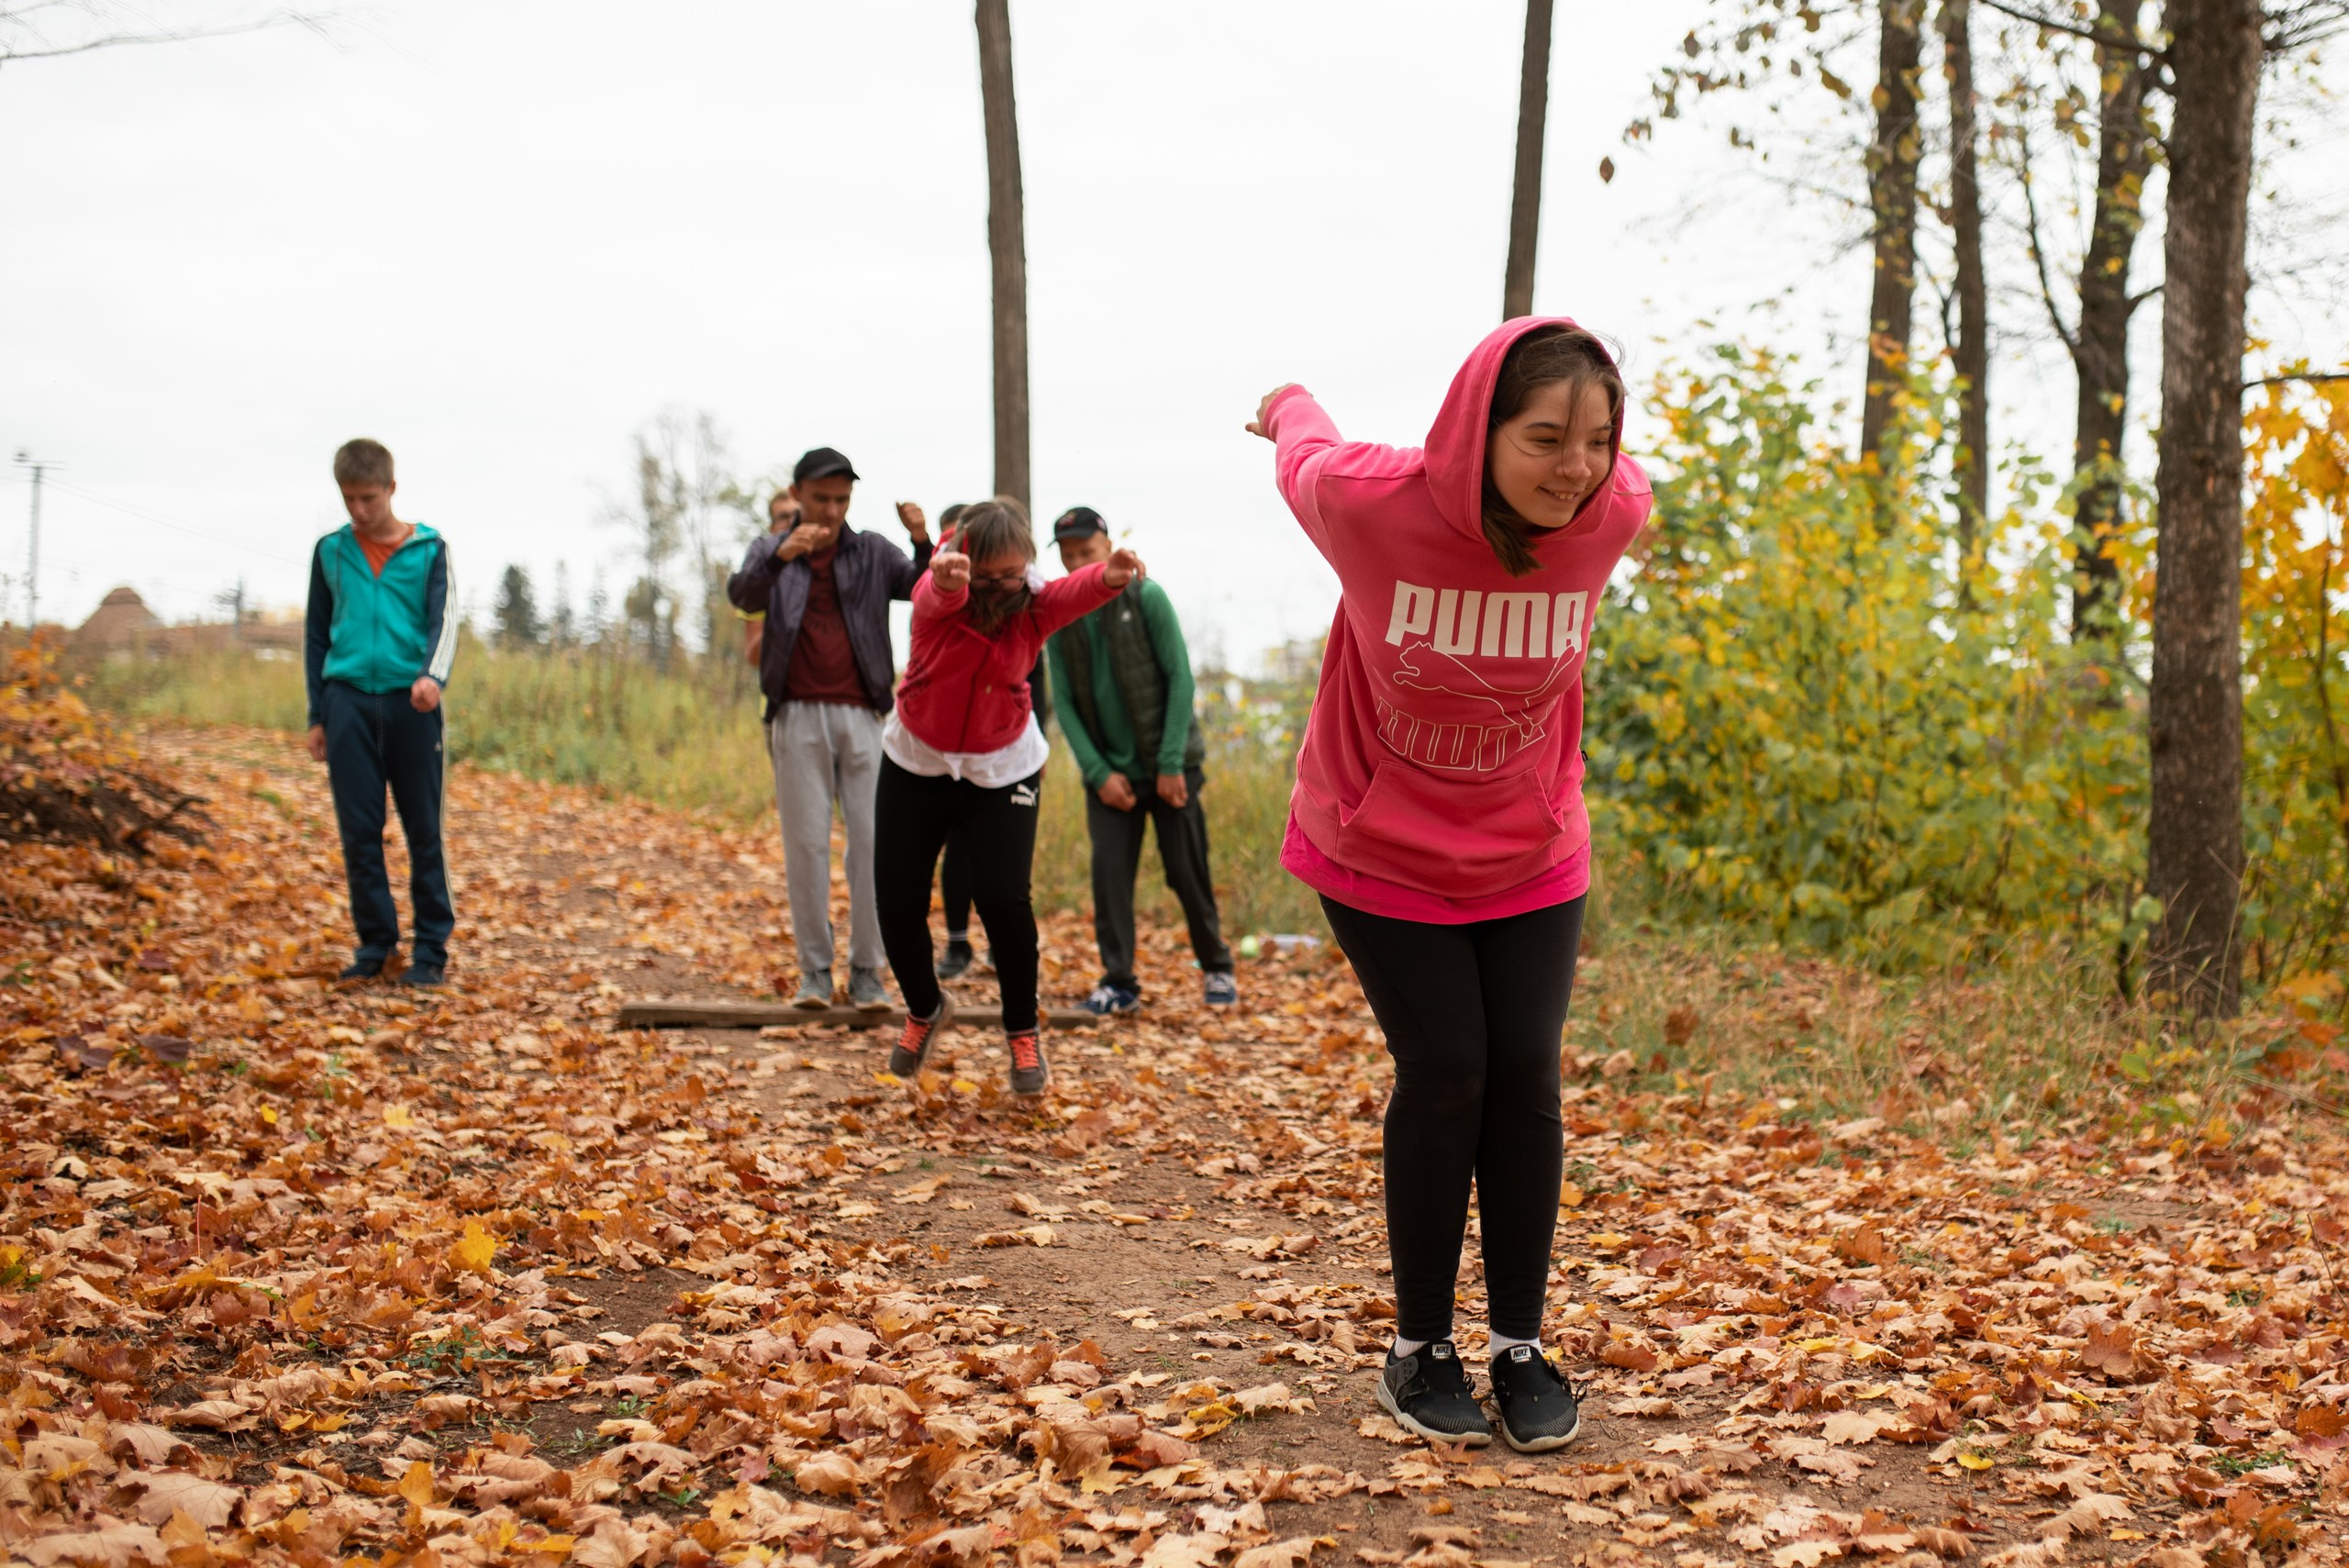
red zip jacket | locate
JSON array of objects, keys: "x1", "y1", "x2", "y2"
[{"x1": 896, "y1": 558, "x2": 1125, "y2": 756}]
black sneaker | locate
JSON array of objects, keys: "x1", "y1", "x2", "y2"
[
  {"x1": 1487, "y1": 1344, "x2": 1582, "y2": 1452},
  {"x1": 1376, "y1": 1341, "x2": 1491, "y2": 1446},
  {"x1": 396, "y1": 963, "x2": 445, "y2": 990},
  {"x1": 1008, "y1": 1029, "x2": 1050, "y2": 1097},
  {"x1": 937, "y1": 938, "x2": 975, "y2": 980},
  {"x1": 889, "y1": 1002, "x2": 951, "y2": 1077},
  {"x1": 338, "y1": 957, "x2": 385, "y2": 982}
]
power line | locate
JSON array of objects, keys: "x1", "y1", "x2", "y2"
[{"x1": 33, "y1": 477, "x2": 310, "y2": 568}]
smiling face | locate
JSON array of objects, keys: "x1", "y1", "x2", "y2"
[{"x1": 1486, "y1": 379, "x2": 1619, "y2": 533}]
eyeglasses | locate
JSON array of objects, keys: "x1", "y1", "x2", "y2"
[{"x1": 970, "y1": 571, "x2": 1028, "y2": 590}]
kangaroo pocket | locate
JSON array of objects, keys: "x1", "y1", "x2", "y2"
[{"x1": 1333, "y1": 762, "x2": 1579, "y2": 898}]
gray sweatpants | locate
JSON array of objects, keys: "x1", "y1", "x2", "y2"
[{"x1": 767, "y1": 702, "x2": 885, "y2": 977}]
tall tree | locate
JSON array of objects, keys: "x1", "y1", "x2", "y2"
[
  {"x1": 1859, "y1": 1, "x2": 1928, "y2": 462},
  {"x1": 1940, "y1": 0, "x2": 1989, "y2": 540},
  {"x1": 494, "y1": 564, "x2": 544, "y2": 651},
  {"x1": 974, "y1": 0, "x2": 1030, "y2": 512},
  {"x1": 2145, "y1": 0, "x2": 2263, "y2": 1014},
  {"x1": 1502, "y1": 0, "x2": 1556, "y2": 320},
  {"x1": 2064, "y1": 0, "x2": 2157, "y2": 639}
]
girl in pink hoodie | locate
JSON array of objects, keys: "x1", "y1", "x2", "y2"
[{"x1": 1249, "y1": 319, "x2": 1650, "y2": 1452}]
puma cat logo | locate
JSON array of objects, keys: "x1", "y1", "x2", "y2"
[{"x1": 1009, "y1": 784, "x2": 1039, "y2": 808}]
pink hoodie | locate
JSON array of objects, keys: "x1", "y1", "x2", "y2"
[{"x1": 1266, "y1": 317, "x2": 1652, "y2": 921}]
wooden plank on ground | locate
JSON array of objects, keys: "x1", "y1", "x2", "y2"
[{"x1": 616, "y1": 998, "x2": 1101, "y2": 1031}]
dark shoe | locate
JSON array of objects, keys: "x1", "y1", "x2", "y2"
[
  {"x1": 1376, "y1": 1341, "x2": 1491, "y2": 1446},
  {"x1": 1080, "y1": 982, "x2": 1141, "y2": 1017},
  {"x1": 1487, "y1": 1344, "x2": 1582, "y2": 1452},
  {"x1": 889, "y1": 1002, "x2": 950, "y2": 1077},
  {"x1": 1202, "y1": 971, "x2": 1239, "y2": 1007},
  {"x1": 937, "y1": 939, "x2": 975, "y2": 980},
  {"x1": 849, "y1": 967, "x2": 891, "y2": 1011},
  {"x1": 396, "y1": 964, "x2": 446, "y2": 990},
  {"x1": 793, "y1": 973, "x2": 832, "y2": 1009},
  {"x1": 1008, "y1": 1029, "x2": 1050, "y2": 1097},
  {"x1": 338, "y1": 957, "x2": 385, "y2": 982}
]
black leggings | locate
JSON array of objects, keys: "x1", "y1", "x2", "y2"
[
  {"x1": 875, "y1": 759, "x2": 1042, "y2": 1031},
  {"x1": 1320, "y1": 894, "x2": 1585, "y2": 1343}
]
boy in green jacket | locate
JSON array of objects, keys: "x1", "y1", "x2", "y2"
[
  {"x1": 304, "y1": 439, "x2": 458, "y2": 987},
  {"x1": 1046, "y1": 507, "x2": 1237, "y2": 1013}
]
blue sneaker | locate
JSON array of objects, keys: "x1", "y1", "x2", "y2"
[
  {"x1": 1203, "y1": 972, "x2": 1239, "y2": 1007},
  {"x1": 1081, "y1": 982, "x2": 1141, "y2": 1017}
]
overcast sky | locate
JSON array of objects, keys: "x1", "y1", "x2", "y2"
[{"x1": 4, "y1": 1, "x2": 2343, "y2": 668}]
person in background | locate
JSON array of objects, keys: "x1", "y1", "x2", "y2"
[
  {"x1": 1045, "y1": 506, "x2": 1236, "y2": 1013},
  {"x1": 933, "y1": 505, "x2": 1054, "y2": 982},
  {"x1": 726, "y1": 447, "x2": 932, "y2": 1011},
  {"x1": 876, "y1": 498, "x2": 1141, "y2": 1097},
  {"x1": 304, "y1": 438, "x2": 458, "y2": 989},
  {"x1": 741, "y1": 490, "x2": 801, "y2": 667}
]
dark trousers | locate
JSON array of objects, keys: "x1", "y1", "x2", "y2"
[
  {"x1": 1320, "y1": 894, "x2": 1585, "y2": 1342},
  {"x1": 320, "y1": 680, "x2": 455, "y2": 969},
  {"x1": 874, "y1": 759, "x2": 1042, "y2": 1031},
  {"x1": 1088, "y1": 766, "x2": 1231, "y2": 989}
]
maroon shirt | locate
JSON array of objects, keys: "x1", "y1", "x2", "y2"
[{"x1": 782, "y1": 546, "x2": 868, "y2": 706}]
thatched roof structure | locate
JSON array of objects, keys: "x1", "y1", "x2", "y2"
[{"x1": 73, "y1": 587, "x2": 165, "y2": 651}]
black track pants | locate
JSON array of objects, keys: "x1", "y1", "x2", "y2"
[
  {"x1": 1320, "y1": 894, "x2": 1585, "y2": 1342},
  {"x1": 321, "y1": 680, "x2": 454, "y2": 968},
  {"x1": 875, "y1": 758, "x2": 1042, "y2": 1031}
]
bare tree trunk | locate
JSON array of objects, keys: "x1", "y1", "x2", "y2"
[
  {"x1": 2146, "y1": 0, "x2": 2261, "y2": 1015},
  {"x1": 2070, "y1": 0, "x2": 2154, "y2": 639},
  {"x1": 1941, "y1": 0, "x2": 1988, "y2": 549},
  {"x1": 1859, "y1": 0, "x2": 1927, "y2": 462},
  {"x1": 1502, "y1": 0, "x2": 1555, "y2": 321},
  {"x1": 975, "y1": 0, "x2": 1030, "y2": 511}
]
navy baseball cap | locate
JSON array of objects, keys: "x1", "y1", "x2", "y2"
[
  {"x1": 793, "y1": 447, "x2": 859, "y2": 484},
  {"x1": 1052, "y1": 506, "x2": 1107, "y2": 542}
]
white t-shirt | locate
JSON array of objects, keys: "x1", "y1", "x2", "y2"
[{"x1": 883, "y1": 709, "x2": 1049, "y2": 790}]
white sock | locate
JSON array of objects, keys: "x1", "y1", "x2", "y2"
[
  {"x1": 1391, "y1": 1335, "x2": 1431, "y2": 1360},
  {"x1": 1487, "y1": 1333, "x2": 1542, "y2": 1360}
]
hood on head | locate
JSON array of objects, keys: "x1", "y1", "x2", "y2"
[{"x1": 1421, "y1": 315, "x2": 1620, "y2": 546}]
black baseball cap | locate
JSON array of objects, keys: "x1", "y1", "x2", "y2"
[
  {"x1": 1052, "y1": 506, "x2": 1107, "y2": 542},
  {"x1": 793, "y1": 447, "x2": 859, "y2": 484}
]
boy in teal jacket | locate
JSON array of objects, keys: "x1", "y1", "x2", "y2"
[{"x1": 304, "y1": 439, "x2": 458, "y2": 986}]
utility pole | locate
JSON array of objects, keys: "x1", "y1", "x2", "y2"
[{"x1": 12, "y1": 452, "x2": 50, "y2": 630}]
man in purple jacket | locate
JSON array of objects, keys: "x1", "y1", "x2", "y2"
[{"x1": 727, "y1": 448, "x2": 932, "y2": 1010}]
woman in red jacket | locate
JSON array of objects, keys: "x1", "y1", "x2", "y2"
[
  {"x1": 877, "y1": 497, "x2": 1141, "y2": 1095},
  {"x1": 1249, "y1": 320, "x2": 1650, "y2": 1452}
]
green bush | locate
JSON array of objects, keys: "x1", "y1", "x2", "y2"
[{"x1": 1586, "y1": 349, "x2": 2146, "y2": 965}]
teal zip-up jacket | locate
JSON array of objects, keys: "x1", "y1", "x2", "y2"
[{"x1": 304, "y1": 523, "x2": 457, "y2": 727}]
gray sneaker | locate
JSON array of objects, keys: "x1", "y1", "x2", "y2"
[
  {"x1": 793, "y1": 972, "x2": 833, "y2": 1009},
  {"x1": 849, "y1": 967, "x2": 891, "y2": 1011}
]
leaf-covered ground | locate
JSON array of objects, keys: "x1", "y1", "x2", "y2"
[{"x1": 6, "y1": 727, "x2": 2349, "y2": 1568}]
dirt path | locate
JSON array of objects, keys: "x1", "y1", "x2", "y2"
[{"x1": 6, "y1": 728, "x2": 2346, "y2": 1568}]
